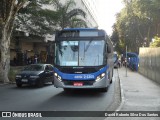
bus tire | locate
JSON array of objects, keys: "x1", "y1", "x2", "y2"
[
  {"x1": 110, "y1": 76, "x2": 113, "y2": 84},
  {"x1": 100, "y1": 87, "x2": 108, "y2": 92},
  {"x1": 110, "y1": 69, "x2": 113, "y2": 84},
  {"x1": 110, "y1": 79, "x2": 112, "y2": 84},
  {"x1": 63, "y1": 88, "x2": 71, "y2": 92}
]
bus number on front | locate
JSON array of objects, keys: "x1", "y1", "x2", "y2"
[
  {"x1": 83, "y1": 75, "x2": 94, "y2": 79},
  {"x1": 74, "y1": 75, "x2": 94, "y2": 79}
]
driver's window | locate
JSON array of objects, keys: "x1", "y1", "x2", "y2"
[{"x1": 45, "y1": 65, "x2": 49, "y2": 71}]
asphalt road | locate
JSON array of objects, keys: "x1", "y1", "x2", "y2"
[{"x1": 0, "y1": 69, "x2": 120, "y2": 120}]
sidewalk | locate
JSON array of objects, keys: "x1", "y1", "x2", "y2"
[
  {"x1": 106, "y1": 67, "x2": 160, "y2": 120},
  {"x1": 118, "y1": 67, "x2": 160, "y2": 111}
]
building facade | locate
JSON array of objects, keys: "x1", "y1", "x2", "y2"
[
  {"x1": 60, "y1": 0, "x2": 99, "y2": 28},
  {"x1": 10, "y1": 31, "x2": 54, "y2": 66},
  {"x1": 5, "y1": 0, "x2": 99, "y2": 66},
  {"x1": 80, "y1": 0, "x2": 98, "y2": 28}
]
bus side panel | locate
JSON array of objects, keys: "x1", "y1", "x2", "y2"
[{"x1": 106, "y1": 36, "x2": 114, "y2": 82}]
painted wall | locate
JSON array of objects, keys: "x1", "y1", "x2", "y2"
[{"x1": 139, "y1": 47, "x2": 160, "y2": 84}]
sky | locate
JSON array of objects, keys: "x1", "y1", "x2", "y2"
[{"x1": 97, "y1": 0, "x2": 124, "y2": 35}]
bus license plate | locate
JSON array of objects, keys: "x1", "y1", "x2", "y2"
[{"x1": 73, "y1": 82, "x2": 83, "y2": 86}]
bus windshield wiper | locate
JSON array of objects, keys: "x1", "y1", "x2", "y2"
[{"x1": 84, "y1": 40, "x2": 93, "y2": 52}]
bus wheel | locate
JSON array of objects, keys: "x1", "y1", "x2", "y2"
[
  {"x1": 110, "y1": 78, "x2": 113, "y2": 84},
  {"x1": 100, "y1": 87, "x2": 108, "y2": 92},
  {"x1": 110, "y1": 69, "x2": 113, "y2": 84},
  {"x1": 63, "y1": 88, "x2": 71, "y2": 92}
]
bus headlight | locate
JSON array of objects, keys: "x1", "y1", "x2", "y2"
[
  {"x1": 58, "y1": 75, "x2": 62, "y2": 81},
  {"x1": 96, "y1": 76, "x2": 101, "y2": 81},
  {"x1": 96, "y1": 73, "x2": 106, "y2": 81},
  {"x1": 101, "y1": 73, "x2": 105, "y2": 78}
]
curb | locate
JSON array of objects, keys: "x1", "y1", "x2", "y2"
[
  {"x1": 104, "y1": 68, "x2": 125, "y2": 120},
  {"x1": 0, "y1": 82, "x2": 16, "y2": 86},
  {"x1": 115, "y1": 68, "x2": 125, "y2": 111},
  {"x1": 0, "y1": 83, "x2": 9, "y2": 86}
]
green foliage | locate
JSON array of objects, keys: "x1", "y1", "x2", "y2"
[
  {"x1": 51, "y1": 0, "x2": 87, "y2": 29},
  {"x1": 15, "y1": 0, "x2": 55, "y2": 36},
  {"x1": 150, "y1": 36, "x2": 160, "y2": 47},
  {"x1": 112, "y1": 0, "x2": 160, "y2": 53},
  {"x1": 15, "y1": 0, "x2": 87, "y2": 35}
]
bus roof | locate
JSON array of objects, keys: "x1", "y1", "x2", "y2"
[
  {"x1": 123, "y1": 52, "x2": 138, "y2": 57},
  {"x1": 56, "y1": 28, "x2": 108, "y2": 38},
  {"x1": 63, "y1": 28, "x2": 98, "y2": 31}
]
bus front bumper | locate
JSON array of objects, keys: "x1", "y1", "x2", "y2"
[{"x1": 54, "y1": 77, "x2": 109, "y2": 89}]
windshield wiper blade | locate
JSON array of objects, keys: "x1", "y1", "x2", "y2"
[{"x1": 84, "y1": 40, "x2": 93, "y2": 52}]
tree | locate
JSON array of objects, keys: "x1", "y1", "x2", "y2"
[
  {"x1": 69, "y1": 17, "x2": 87, "y2": 28},
  {"x1": 150, "y1": 36, "x2": 160, "y2": 47},
  {"x1": 0, "y1": 0, "x2": 31, "y2": 83},
  {"x1": 51, "y1": 0, "x2": 87, "y2": 29},
  {"x1": 15, "y1": 0, "x2": 58, "y2": 36},
  {"x1": 112, "y1": 0, "x2": 160, "y2": 53},
  {"x1": 15, "y1": 0, "x2": 87, "y2": 35},
  {"x1": 0, "y1": 0, "x2": 86, "y2": 83},
  {"x1": 111, "y1": 24, "x2": 124, "y2": 54}
]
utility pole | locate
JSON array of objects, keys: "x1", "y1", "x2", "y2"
[{"x1": 126, "y1": 46, "x2": 128, "y2": 77}]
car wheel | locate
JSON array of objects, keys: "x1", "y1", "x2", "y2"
[
  {"x1": 16, "y1": 83, "x2": 22, "y2": 87},
  {"x1": 100, "y1": 87, "x2": 108, "y2": 92},
  {"x1": 37, "y1": 80, "x2": 44, "y2": 87}
]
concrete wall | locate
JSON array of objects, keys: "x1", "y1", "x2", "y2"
[{"x1": 139, "y1": 47, "x2": 160, "y2": 84}]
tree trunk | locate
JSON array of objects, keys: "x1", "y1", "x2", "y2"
[
  {"x1": 0, "y1": 0, "x2": 27, "y2": 83},
  {"x1": 0, "y1": 21, "x2": 13, "y2": 83},
  {"x1": 147, "y1": 26, "x2": 151, "y2": 47}
]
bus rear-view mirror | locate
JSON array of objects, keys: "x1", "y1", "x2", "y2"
[{"x1": 107, "y1": 46, "x2": 111, "y2": 53}]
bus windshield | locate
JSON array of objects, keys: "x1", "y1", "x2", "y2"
[{"x1": 55, "y1": 40, "x2": 105, "y2": 66}]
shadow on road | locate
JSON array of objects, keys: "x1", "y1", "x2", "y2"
[
  {"x1": 9, "y1": 83, "x2": 53, "y2": 90},
  {"x1": 37, "y1": 91, "x2": 108, "y2": 111},
  {"x1": 35, "y1": 86, "x2": 113, "y2": 111},
  {"x1": 55, "y1": 89, "x2": 106, "y2": 97}
]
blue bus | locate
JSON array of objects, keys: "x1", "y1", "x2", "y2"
[
  {"x1": 53, "y1": 28, "x2": 114, "y2": 92},
  {"x1": 126, "y1": 52, "x2": 139, "y2": 71}
]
